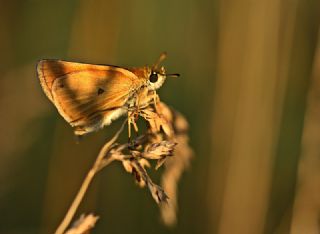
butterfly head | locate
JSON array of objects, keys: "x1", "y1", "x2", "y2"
[
  {"x1": 146, "y1": 52, "x2": 180, "y2": 91},
  {"x1": 146, "y1": 66, "x2": 166, "y2": 90}
]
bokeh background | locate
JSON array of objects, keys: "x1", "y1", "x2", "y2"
[{"x1": 1, "y1": 0, "x2": 320, "y2": 233}]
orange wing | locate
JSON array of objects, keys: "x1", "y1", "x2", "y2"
[{"x1": 37, "y1": 60, "x2": 142, "y2": 135}]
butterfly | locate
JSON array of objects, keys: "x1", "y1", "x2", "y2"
[{"x1": 37, "y1": 52, "x2": 179, "y2": 136}]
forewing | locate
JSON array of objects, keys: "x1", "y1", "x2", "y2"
[{"x1": 37, "y1": 60, "x2": 140, "y2": 127}]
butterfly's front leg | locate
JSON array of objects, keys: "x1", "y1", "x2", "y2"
[
  {"x1": 127, "y1": 108, "x2": 138, "y2": 140},
  {"x1": 127, "y1": 87, "x2": 154, "y2": 141},
  {"x1": 127, "y1": 96, "x2": 140, "y2": 141},
  {"x1": 152, "y1": 91, "x2": 161, "y2": 112},
  {"x1": 134, "y1": 87, "x2": 149, "y2": 116},
  {"x1": 130, "y1": 87, "x2": 151, "y2": 133}
]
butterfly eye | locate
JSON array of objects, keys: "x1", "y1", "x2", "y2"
[{"x1": 149, "y1": 72, "x2": 158, "y2": 83}]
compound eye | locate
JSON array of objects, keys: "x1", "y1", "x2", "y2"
[{"x1": 149, "y1": 72, "x2": 158, "y2": 83}]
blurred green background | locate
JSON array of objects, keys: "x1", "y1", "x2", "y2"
[{"x1": 1, "y1": 0, "x2": 320, "y2": 234}]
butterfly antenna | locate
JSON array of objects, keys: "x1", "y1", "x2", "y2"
[
  {"x1": 153, "y1": 52, "x2": 167, "y2": 70},
  {"x1": 166, "y1": 73, "x2": 180, "y2": 78}
]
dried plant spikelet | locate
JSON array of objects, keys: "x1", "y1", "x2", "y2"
[
  {"x1": 65, "y1": 214, "x2": 99, "y2": 234},
  {"x1": 156, "y1": 101, "x2": 174, "y2": 124},
  {"x1": 144, "y1": 141, "x2": 177, "y2": 159},
  {"x1": 138, "y1": 158, "x2": 151, "y2": 169},
  {"x1": 173, "y1": 110, "x2": 189, "y2": 133},
  {"x1": 141, "y1": 108, "x2": 174, "y2": 137},
  {"x1": 155, "y1": 158, "x2": 167, "y2": 170},
  {"x1": 160, "y1": 108, "x2": 193, "y2": 226},
  {"x1": 122, "y1": 160, "x2": 133, "y2": 173},
  {"x1": 129, "y1": 158, "x2": 169, "y2": 202},
  {"x1": 131, "y1": 165, "x2": 146, "y2": 187},
  {"x1": 147, "y1": 182, "x2": 169, "y2": 204},
  {"x1": 125, "y1": 157, "x2": 151, "y2": 188},
  {"x1": 147, "y1": 130, "x2": 164, "y2": 143},
  {"x1": 130, "y1": 150, "x2": 141, "y2": 158},
  {"x1": 154, "y1": 101, "x2": 175, "y2": 137},
  {"x1": 141, "y1": 109, "x2": 162, "y2": 133}
]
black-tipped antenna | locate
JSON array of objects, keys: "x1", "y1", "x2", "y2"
[
  {"x1": 153, "y1": 52, "x2": 167, "y2": 69},
  {"x1": 166, "y1": 73, "x2": 180, "y2": 78}
]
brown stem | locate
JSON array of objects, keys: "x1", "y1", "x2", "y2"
[{"x1": 54, "y1": 121, "x2": 126, "y2": 234}]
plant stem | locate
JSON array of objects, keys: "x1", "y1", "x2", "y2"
[{"x1": 54, "y1": 121, "x2": 126, "y2": 234}]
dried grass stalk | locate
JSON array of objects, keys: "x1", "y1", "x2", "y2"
[{"x1": 54, "y1": 92, "x2": 193, "y2": 233}]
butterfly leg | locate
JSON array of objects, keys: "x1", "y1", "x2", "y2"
[
  {"x1": 127, "y1": 109, "x2": 139, "y2": 141},
  {"x1": 152, "y1": 91, "x2": 160, "y2": 112},
  {"x1": 127, "y1": 109, "x2": 140, "y2": 150},
  {"x1": 128, "y1": 112, "x2": 132, "y2": 141},
  {"x1": 130, "y1": 92, "x2": 144, "y2": 135},
  {"x1": 131, "y1": 110, "x2": 139, "y2": 134}
]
